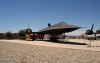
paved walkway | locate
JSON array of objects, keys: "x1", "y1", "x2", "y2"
[{"x1": 0, "y1": 39, "x2": 100, "y2": 51}]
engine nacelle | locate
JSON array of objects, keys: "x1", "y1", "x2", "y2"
[
  {"x1": 86, "y1": 30, "x2": 94, "y2": 35},
  {"x1": 96, "y1": 30, "x2": 100, "y2": 34}
]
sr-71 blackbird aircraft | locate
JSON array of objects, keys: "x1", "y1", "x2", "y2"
[{"x1": 25, "y1": 22, "x2": 81, "y2": 41}]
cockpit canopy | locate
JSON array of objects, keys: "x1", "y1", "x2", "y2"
[{"x1": 25, "y1": 29, "x2": 32, "y2": 34}]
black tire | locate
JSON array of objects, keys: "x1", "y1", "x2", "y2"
[{"x1": 32, "y1": 38, "x2": 35, "y2": 41}]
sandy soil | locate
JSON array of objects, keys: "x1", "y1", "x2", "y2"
[
  {"x1": 0, "y1": 39, "x2": 100, "y2": 51},
  {"x1": 0, "y1": 41, "x2": 100, "y2": 63}
]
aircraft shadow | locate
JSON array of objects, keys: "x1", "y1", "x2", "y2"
[
  {"x1": 27, "y1": 39, "x2": 87, "y2": 45},
  {"x1": 43, "y1": 40, "x2": 87, "y2": 45}
]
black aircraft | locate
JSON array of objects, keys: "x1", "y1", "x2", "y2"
[
  {"x1": 96, "y1": 30, "x2": 100, "y2": 34},
  {"x1": 38, "y1": 22, "x2": 81, "y2": 41},
  {"x1": 84, "y1": 24, "x2": 97, "y2": 40},
  {"x1": 85, "y1": 24, "x2": 94, "y2": 35}
]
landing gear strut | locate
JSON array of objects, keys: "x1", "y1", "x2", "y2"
[{"x1": 49, "y1": 34, "x2": 58, "y2": 41}]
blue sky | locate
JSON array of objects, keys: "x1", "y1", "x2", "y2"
[{"x1": 0, "y1": 0, "x2": 100, "y2": 35}]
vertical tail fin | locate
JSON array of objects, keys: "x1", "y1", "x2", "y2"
[
  {"x1": 48, "y1": 23, "x2": 51, "y2": 27},
  {"x1": 91, "y1": 24, "x2": 94, "y2": 31}
]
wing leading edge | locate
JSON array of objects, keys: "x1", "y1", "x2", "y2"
[{"x1": 38, "y1": 22, "x2": 81, "y2": 34}]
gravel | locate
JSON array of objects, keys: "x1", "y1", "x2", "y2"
[{"x1": 0, "y1": 41, "x2": 100, "y2": 63}]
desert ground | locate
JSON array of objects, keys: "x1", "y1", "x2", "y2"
[{"x1": 0, "y1": 39, "x2": 100, "y2": 63}]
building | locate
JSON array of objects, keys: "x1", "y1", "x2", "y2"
[{"x1": 0, "y1": 33, "x2": 4, "y2": 39}]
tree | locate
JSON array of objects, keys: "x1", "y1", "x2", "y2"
[
  {"x1": 5, "y1": 31, "x2": 12, "y2": 39},
  {"x1": 18, "y1": 29, "x2": 26, "y2": 39}
]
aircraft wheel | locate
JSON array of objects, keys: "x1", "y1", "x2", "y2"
[
  {"x1": 50, "y1": 37, "x2": 57, "y2": 41},
  {"x1": 41, "y1": 38, "x2": 43, "y2": 41},
  {"x1": 32, "y1": 38, "x2": 35, "y2": 41}
]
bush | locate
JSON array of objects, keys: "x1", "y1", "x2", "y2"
[
  {"x1": 18, "y1": 29, "x2": 26, "y2": 39},
  {"x1": 5, "y1": 31, "x2": 12, "y2": 39}
]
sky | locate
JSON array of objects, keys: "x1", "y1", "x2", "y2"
[{"x1": 0, "y1": 0, "x2": 100, "y2": 36}]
